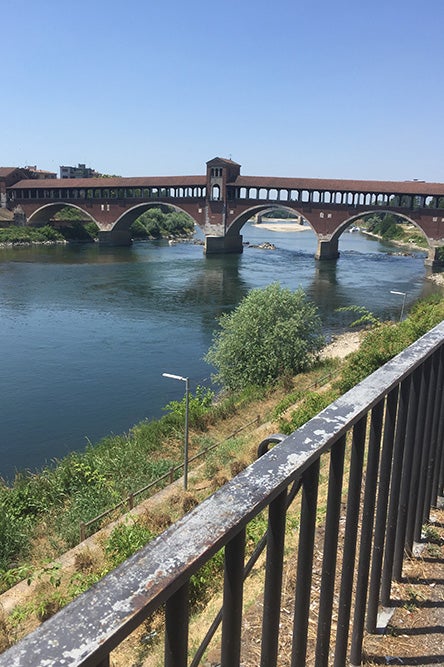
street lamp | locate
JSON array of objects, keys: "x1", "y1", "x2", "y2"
[
  {"x1": 390, "y1": 290, "x2": 407, "y2": 322},
  {"x1": 162, "y1": 372, "x2": 190, "y2": 490}
]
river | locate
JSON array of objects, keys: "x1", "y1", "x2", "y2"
[{"x1": 0, "y1": 223, "x2": 441, "y2": 481}]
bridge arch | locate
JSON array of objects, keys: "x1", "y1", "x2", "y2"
[
  {"x1": 328, "y1": 209, "x2": 433, "y2": 258},
  {"x1": 226, "y1": 203, "x2": 314, "y2": 237},
  {"x1": 111, "y1": 201, "x2": 199, "y2": 232},
  {"x1": 26, "y1": 202, "x2": 99, "y2": 227}
]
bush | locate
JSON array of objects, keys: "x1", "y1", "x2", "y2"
[
  {"x1": 335, "y1": 296, "x2": 444, "y2": 395},
  {"x1": 105, "y1": 520, "x2": 153, "y2": 568},
  {"x1": 205, "y1": 283, "x2": 325, "y2": 391},
  {"x1": 279, "y1": 390, "x2": 339, "y2": 434}
]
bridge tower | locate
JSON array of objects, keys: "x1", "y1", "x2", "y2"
[{"x1": 204, "y1": 157, "x2": 243, "y2": 254}]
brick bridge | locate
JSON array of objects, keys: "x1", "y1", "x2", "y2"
[{"x1": 5, "y1": 157, "x2": 444, "y2": 264}]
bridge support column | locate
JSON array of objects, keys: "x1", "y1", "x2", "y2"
[
  {"x1": 98, "y1": 229, "x2": 132, "y2": 246},
  {"x1": 315, "y1": 238, "x2": 339, "y2": 261},
  {"x1": 205, "y1": 234, "x2": 243, "y2": 255},
  {"x1": 425, "y1": 246, "x2": 444, "y2": 269}
]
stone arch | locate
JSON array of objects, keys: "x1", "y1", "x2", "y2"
[
  {"x1": 111, "y1": 202, "x2": 199, "y2": 232},
  {"x1": 226, "y1": 203, "x2": 316, "y2": 237},
  {"x1": 27, "y1": 202, "x2": 99, "y2": 227},
  {"x1": 329, "y1": 209, "x2": 433, "y2": 257}
]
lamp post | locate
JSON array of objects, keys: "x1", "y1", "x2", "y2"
[
  {"x1": 390, "y1": 290, "x2": 407, "y2": 322},
  {"x1": 162, "y1": 372, "x2": 190, "y2": 490}
]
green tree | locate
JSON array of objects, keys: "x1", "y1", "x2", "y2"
[{"x1": 205, "y1": 283, "x2": 325, "y2": 391}]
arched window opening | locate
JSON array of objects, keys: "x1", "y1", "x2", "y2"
[{"x1": 211, "y1": 184, "x2": 220, "y2": 200}]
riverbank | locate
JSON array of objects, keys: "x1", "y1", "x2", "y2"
[{"x1": 252, "y1": 221, "x2": 307, "y2": 232}]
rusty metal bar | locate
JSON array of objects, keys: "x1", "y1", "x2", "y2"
[
  {"x1": 429, "y1": 346, "x2": 444, "y2": 508},
  {"x1": 165, "y1": 582, "x2": 189, "y2": 667},
  {"x1": 333, "y1": 416, "x2": 367, "y2": 667},
  {"x1": 381, "y1": 375, "x2": 411, "y2": 606},
  {"x1": 349, "y1": 400, "x2": 384, "y2": 666},
  {"x1": 366, "y1": 385, "x2": 399, "y2": 632},
  {"x1": 405, "y1": 361, "x2": 430, "y2": 552},
  {"x1": 413, "y1": 356, "x2": 436, "y2": 542},
  {"x1": 393, "y1": 367, "x2": 421, "y2": 579},
  {"x1": 314, "y1": 434, "x2": 346, "y2": 667},
  {"x1": 221, "y1": 527, "x2": 246, "y2": 667},
  {"x1": 260, "y1": 488, "x2": 288, "y2": 667},
  {"x1": 291, "y1": 458, "x2": 320, "y2": 667}
]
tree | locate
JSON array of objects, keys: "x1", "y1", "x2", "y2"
[{"x1": 205, "y1": 283, "x2": 325, "y2": 391}]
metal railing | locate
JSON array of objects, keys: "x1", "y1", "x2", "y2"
[
  {"x1": 78, "y1": 415, "x2": 261, "y2": 541},
  {"x1": 2, "y1": 323, "x2": 443, "y2": 667}
]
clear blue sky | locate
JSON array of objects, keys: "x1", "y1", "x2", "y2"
[{"x1": 3, "y1": 0, "x2": 444, "y2": 182}]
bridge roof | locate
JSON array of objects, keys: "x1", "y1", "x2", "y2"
[
  {"x1": 9, "y1": 175, "x2": 207, "y2": 189},
  {"x1": 232, "y1": 175, "x2": 444, "y2": 196},
  {"x1": 7, "y1": 173, "x2": 444, "y2": 197}
]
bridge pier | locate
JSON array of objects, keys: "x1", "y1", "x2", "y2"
[
  {"x1": 205, "y1": 234, "x2": 243, "y2": 255},
  {"x1": 98, "y1": 229, "x2": 132, "y2": 247},
  {"x1": 315, "y1": 238, "x2": 339, "y2": 261},
  {"x1": 425, "y1": 246, "x2": 444, "y2": 269}
]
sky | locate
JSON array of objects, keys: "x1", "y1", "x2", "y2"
[{"x1": 3, "y1": 0, "x2": 444, "y2": 182}]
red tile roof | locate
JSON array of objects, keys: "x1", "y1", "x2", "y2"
[{"x1": 9, "y1": 175, "x2": 207, "y2": 189}]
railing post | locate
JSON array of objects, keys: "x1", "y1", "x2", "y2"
[
  {"x1": 315, "y1": 435, "x2": 346, "y2": 667},
  {"x1": 221, "y1": 527, "x2": 246, "y2": 667},
  {"x1": 291, "y1": 459, "x2": 320, "y2": 667},
  {"x1": 366, "y1": 386, "x2": 399, "y2": 632},
  {"x1": 165, "y1": 582, "x2": 189, "y2": 667},
  {"x1": 80, "y1": 522, "x2": 86, "y2": 543},
  {"x1": 350, "y1": 401, "x2": 384, "y2": 666},
  {"x1": 405, "y1": 361, "x2": 430, "y2": 551},
  {"x1": 413, "y1": 357, "x2": 436, "y2": 541},
  {"x1": 393, "y1": 368, "x2": 421, "y2": 580},
  {"x1": 429, "y1": 346, "x2": 444, "y2": 508},
  {"x1": 381, "y1": 375, "x2": 410, "y2": 606},
  {"x1": 333, "y1": 416, "x2": 366, "y2": 667},
  {"x1": 260, "y1": 488, "x2": 288, "y2": 667}
]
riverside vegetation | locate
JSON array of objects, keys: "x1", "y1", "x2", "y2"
[
  {"x1": 0, "y1": 207, "x2": 194, "y2": 245},
  {"x1": 0, "y1": 290, "x2": 444, "y2": 655}
]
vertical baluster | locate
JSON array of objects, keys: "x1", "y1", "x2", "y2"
[
  {"x1": 349, "y1": 400, "x2": 384, "y2": 666},
  {"x1": 393, "y1": 368, "x2": 421, "y2": 580},
  {"x1": 366, "y1": 386, "x2": 399, "y2": 633},
  {"x1": 260, "y1": 488, "x2": 288, "y2": 667},
  {"x1": 290, "y1": 459, "x2": 320, "y2": 667},
  {"x1": 414, "y1": 356, "x2": 437, "y2": 541},
  {"x1": 381, "y1": 375, "x2": 410, "y2": 606},
  {"x1": 430, "y1": 346, "x2": 444, "y2": 507},
  {"x1": 405, "y1": 361, "x2": 430, "y2": 550},
  {"x1": 165, "y1": 582, "x2": 189, "y2": 667},
  {"x1": 315, "y1": 435, "x2": 346, "y2": 667},
  {"x1": 333, "y1": 416, "x2": 366, "y2": 667},
  {"x1": 221, "y1": 527, "x2": 246, "y2": 667}
]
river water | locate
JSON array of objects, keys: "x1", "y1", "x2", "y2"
[{"x1": 0, "y1": 223, "x2": 441, "y2": 481}]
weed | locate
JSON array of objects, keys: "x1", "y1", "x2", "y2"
[{"x1": 104, "y1": 519, "x2": 153, "y2": 568}]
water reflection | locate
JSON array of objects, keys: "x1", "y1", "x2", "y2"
[{"x1": 0, "y1": 229, "x2": 442, "y2": 480}]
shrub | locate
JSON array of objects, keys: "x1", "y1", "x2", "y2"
[
  {"x1": 104, "y1": 520, "x2": 153, "y2": 568},
  {"x1": 279, "y1": 390, "x2": 339, "y2": 434},
  {"x1": 205, "y1": 283, "x2": 325, "y2": 391}
]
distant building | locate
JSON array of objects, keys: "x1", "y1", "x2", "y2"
[
  {"x1": 25, "y1": 166, "x2": 57, "y2": 179},
  {"x1": 59, "y1": 164, "x2": 99, "y2": 179},
  {"x1": 0, "y1": 167, "x2": 30, "y2": 207}
]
